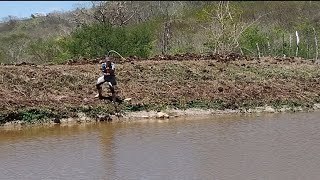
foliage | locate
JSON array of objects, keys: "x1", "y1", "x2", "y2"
[
  {"x1": 66, "y1": 22, "x2": 154, "y2": 59},
  {"x1": 28, "y1": 37, "x2": 71, "y2": 63},
  {"x1": 198, "y1": 2, "x2": 246, "y2": 54},
  {"x1": 0, "y1": 51, "x2": 4, "y2": 63},
  {"x1": 69, "y1": 105, "x2": 115, "y2": 118},
  {"x1": 0, "y1": 109, "x2": 58, "y2": 124},
  {"x1": 1, "y1": 2, "x2": 320, "y2": 63},
  {"x1": 239, "y1": 26, "x2": 268, "y2": 56}
]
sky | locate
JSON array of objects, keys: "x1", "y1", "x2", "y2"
[{"x1": 0, "y1": 1, "x2": 92, "y2": 20}]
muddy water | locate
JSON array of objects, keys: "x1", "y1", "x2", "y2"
[{"x1": 1, "y1": 112, "x2": 320, "y2": 180}]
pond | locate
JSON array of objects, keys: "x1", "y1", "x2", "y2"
[{"x1": 1, "y1": 112, "x2": 320, "y2": 179}]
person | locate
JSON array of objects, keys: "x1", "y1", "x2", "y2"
[{"x1": 95, "y1": 55, "x2": 117, "y2": 102}]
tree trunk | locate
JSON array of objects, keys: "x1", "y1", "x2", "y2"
[{"x1": 313, "y1": 27, "x2": 318, "y2": 61}]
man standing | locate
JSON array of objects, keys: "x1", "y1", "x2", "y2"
[{"x1": 95, "y1": 55, "x2": 117, "y2": 102}]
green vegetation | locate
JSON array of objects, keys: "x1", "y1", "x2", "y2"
[
  {"x1": 66, "y1": 22, "x2": 154, "y2": 59},
  {"x1": 0, "y1": 109, "x2": 59, "y2": 124},
  {"x1": 1, "y1": 2, "x2": 320, "y2": 64},
  {"x1": 0, "y1": 97, "x2": 318, "y2": 125}
]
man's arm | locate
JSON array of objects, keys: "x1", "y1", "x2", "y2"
[{"x1": 111, "y1": 62, "x2": 115, "y2": 70}]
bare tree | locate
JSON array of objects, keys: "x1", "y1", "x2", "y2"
[
  {"x1": 200, "y1": 1, "x2": 277, "y2": 55},
  {"x1": 72, "y1": 1, "x2": 139, "y2": 27},
  {"x1": 1, "y1": 15, "x2": 19, "y2": 30},
  {"x1": 157, "y1": 1, "x2": 185, "y2": 55},
  {"x1": 200, "y1": 1, "x2": 242, "y2": 53},
  {"x1": 313, "y1": 27, "x2": 318, "y2": 62},
  {"x1": 0, "y1": 33, "x2": 30, "y2": 63}
]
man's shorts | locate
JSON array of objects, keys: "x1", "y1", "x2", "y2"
[{"x1": 96, "y1": 75, "x2": 117, "y2": 86}]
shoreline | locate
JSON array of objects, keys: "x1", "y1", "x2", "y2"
[
  {"x1": 1, "y1": 55, "x2": 320, "y2": 130},
  {"x1": 2, "y1": 103, "x2": 320, "y2": 130}
]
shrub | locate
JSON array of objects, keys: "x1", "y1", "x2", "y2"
[
  {"x1": 28, "y1": 37, "x2": 72, "y2": 64},
  {"x1": 66, "y1": 22, "x2": 154, "y2": 59},
  {"x1": 239, "y1": 26, "x2": 268, "y2": 56}
]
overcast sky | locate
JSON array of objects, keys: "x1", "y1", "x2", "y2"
[{"x1": 0, "y1": 1, "x2": 92, "y2": 20}]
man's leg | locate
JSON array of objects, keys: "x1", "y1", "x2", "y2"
[
  {"x1": 108, "y1": 76, "x2": 117, "y2": 102},
  {"x1": 109, "y1": 85, "x2": 116, "y2": 102},
  {"x1": 95, "y1": 75, "x2": 105, "y2": 98}
]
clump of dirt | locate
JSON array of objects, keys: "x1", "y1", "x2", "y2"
[
  {"x1": 148, "y1": 52, "x2": 251, "y2": 62},
  {"x1": 56, "y1": 52, "x2": 252, "y2": 66},
  {"x1": 6, "y1": 52, "x2": 316, "y2": 67},
  {"x1": 56, "y1": 53, "x2": 316, "y2": 66}
]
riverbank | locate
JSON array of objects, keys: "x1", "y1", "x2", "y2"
[
  {"x1": 1, "y1": 53, "x2": 320, "y2": 128},
  {"x1": 2, "y1": 104, "x2": 320, "y2": 130}
]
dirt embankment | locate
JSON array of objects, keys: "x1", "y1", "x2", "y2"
[
  {"x1": 53, "y1": 52, "x2": 316, "y2": 65},
  {"x1": 0, "y1": 53, "x2": 320, "y2": 124}
]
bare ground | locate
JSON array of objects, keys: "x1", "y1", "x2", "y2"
[{"x1": 0, "y1": 53, "x2": 319, "y2": 123}]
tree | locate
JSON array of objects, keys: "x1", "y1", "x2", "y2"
[
  {"x1": 199, "y1": 1, "x2": 275, "y2": 54},
  {"x1": 157, "y1": 1, "x2": 185, "y2": 55},
  {"x1": 0, "y1": 33, "x2": 30, "y2": 63},
  {"x1": 1, "y1": 15, "x2": 19, "y2": 31},
  {"x1": 72, "y1": 1, "x2": 139, "y2": 27}
]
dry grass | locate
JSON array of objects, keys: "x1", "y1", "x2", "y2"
[{"x1": 0, "y1": 54, "x2": 319, "y2": 115}]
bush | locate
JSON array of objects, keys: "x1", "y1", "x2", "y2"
[
  {"x1": 28, "y1": 37, "x2": 72, "y2": 64},
  {"x1": 0, "y1": 33, "x2": 31, "y2": 63},
  {"x1": 66, "y1": 22, "x2": 154, "y2": 59},
  {"x1": 0, "y1": 51, "x2": 4, "y2": 63},
  {"x1": 239, "y1": 26, "x2": 268, "y2": 56}
]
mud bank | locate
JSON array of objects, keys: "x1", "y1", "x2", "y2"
[
  {"x1": 2, "y1": 104, "x2": 320, "y2": 130},
  {"x1": 1, "y1": 53, "x2": 320, "y2": 129}
]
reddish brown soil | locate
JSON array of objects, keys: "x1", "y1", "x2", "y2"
[{"x1": 0, "y1": 53, "x2": 319, "y2": 113}]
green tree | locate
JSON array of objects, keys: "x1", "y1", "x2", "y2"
[
  {"x1": 66, "y1": 22, "x2": 154, "y2": 58},
  {"x1": 239, "y1": 26, "x2": 268, "y2": 56}
]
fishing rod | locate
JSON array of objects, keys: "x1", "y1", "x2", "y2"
[{"x1": 107, "y1": 50, "x2": 126, "y2": 61}]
